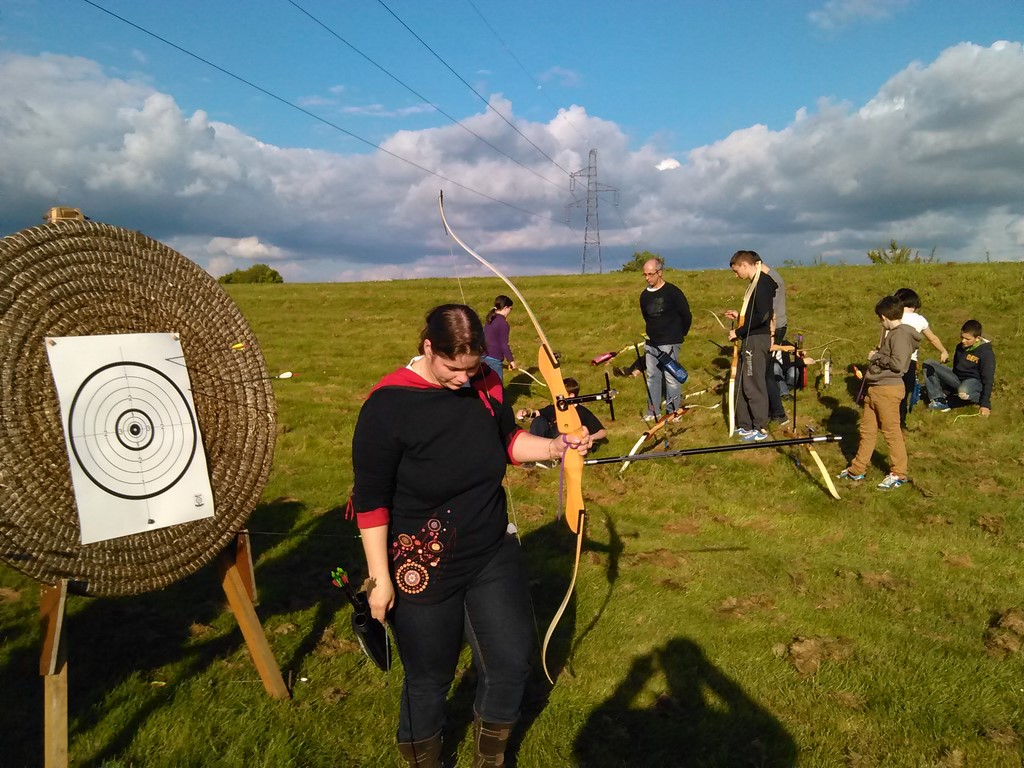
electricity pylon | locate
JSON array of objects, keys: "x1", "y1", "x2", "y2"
[{"x1": 567, "y1": 149, "x2": 618, "y2": 274}]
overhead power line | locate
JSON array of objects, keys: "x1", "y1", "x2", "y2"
[
  {"x1": 286, "y1": 0, "x2": 566, "y2": 193},
  {"x1": 375, "y1": 0, "x2": 572, "y2": 177},
  {"x1": 464, "y1": 0, "x2": 589, "y2": 147},
  {"x1": 80, "y1": 0, "x2": 565, "y2": 225}
]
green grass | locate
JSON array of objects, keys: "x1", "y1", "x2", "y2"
[{"x1": 2, "y1": 262, "x2": 1023, "y2": 767}]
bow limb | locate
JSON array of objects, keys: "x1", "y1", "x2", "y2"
[
  {"x1": 439, "y1": 192, "x2": 588, "y2": 685},
  {"x1": 618, "y1": 432, "x2": 651, "y2": 475},
  {"x1": 806, "y1": 445, "x2": 842, "y2": 500},
  {"x1": 439, "y1": 192, "x2": 554, "y2": 354},
  {"x1": 440, "y1": 191, "x2": 585, "y2": 529},
  {"x1": 518, "y1": 367, "x2": 549, "y2": 389},
  {"x1": 541, "y1": 522, "x2": 584, "y2": 684},
  {"x1": 728, "y1": 266, "x2": 762, "y2": 436},
  {"x1": 535, "y1": 342, "x2": 585, "y2": 532},
  {"x1": 619, "y1": 407, "x2": 685, "y2": 473}
]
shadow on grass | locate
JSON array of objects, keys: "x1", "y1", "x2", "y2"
[
  {"x1": 573, "y1": 636, "x2": 798, "y2": 768},
  {"x1": 821, "y1": 389, "x2": 861, "y2": 465},
  {"x1": 0, "y1": 496, "x2": 361, "y2": 767},
  {"x1": 824, "y1": 385, "x2": 915, "y2": 476}
]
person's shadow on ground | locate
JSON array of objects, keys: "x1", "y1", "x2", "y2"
[{"x1": 573, "y1": 636, "x2": 797, "y2": 768}]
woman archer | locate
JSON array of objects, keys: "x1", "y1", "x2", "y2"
[{"x1": 349, "y1": 303, "x2": 593, "y2": 767}]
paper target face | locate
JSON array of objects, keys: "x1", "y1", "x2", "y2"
[
  {"x1": 68, "y1": 361, "x2": 198, "y2": 500},
  {"x1": 46, "y1": 333, "x2": 215, "y2": 544}
]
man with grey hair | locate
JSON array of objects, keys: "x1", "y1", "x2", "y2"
[{"x1": 639, "y1": 257, "x2": 692, "y2": 420}]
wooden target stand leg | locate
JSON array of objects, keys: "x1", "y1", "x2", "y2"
[
  {"x1": 218, "y1": 530, "x2": 290, "y2": 700},
  {"x1": 37, "y1": 533, "x2": 288, "y2": 767},
  {"x1": 40, "y1": 579, "x2": 69, "y2": 768}
]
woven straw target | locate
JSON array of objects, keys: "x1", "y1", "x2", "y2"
[{"x1": 0, "y1": 218, "x2": 276, "y2": 597}]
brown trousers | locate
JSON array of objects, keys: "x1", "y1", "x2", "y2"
[{"x1": 850, "y1": 384, "x2": 908, "y2": 478}]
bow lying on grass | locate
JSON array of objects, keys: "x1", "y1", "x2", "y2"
[{"x1": 588, "y1": 434, "x2": 843, "y2": 500}]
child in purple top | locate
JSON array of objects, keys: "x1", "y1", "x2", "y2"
[{"x1": 483, "y1": 295, "x2": 516, "y2": 381}]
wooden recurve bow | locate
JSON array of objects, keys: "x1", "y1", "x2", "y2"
[{"x1": 438, "y1": 192, "x2": 586, "y2": 684}]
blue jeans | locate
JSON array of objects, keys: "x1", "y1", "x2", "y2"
[
  {"x1": 645, "y1": 343, "x2": 682, "y2": 413},
  {"x1": 922, "y1": 360, "x2": 981, "y2": 405},
  {"x1": 390, "y1": 534, "x2": 534, "y2": 741}
]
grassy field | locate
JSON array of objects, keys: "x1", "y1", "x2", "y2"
[{"x1": 2, "y1": 261, "x2": 1023, "y2": 767}]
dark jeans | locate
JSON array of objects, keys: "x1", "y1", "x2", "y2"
[
  {"x1": 390, "y1": 533, "x2": 534, "y2": 742},
  {"x1": 900, "y1": 360, "x2": 918, "y2": 426},
  {"x1": 923, "y1": 360, "x2": 981, "y2": 405},
  {"x1": 529, "y1": 415, "x2": 554, "y2": 438},
  {"x1": 766, "y1": 326, "x2": 787, "y2": 420}
]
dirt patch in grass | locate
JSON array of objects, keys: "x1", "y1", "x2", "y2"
[
  {"x1": 983, "y1": 608, "x2": 1024, "y2": 659},
  {"x1": 322, "y1": 687, "x2": 350, "y2": 704},
  {"x1": 625, "y1": 548, "x2": 682, "y2": 569},
  {"x1": 314, "y1": 626, "x2": 360, "y2": 658},
  {"x1": 858, "y1": 571, "x2": 901, "y2": 591},
  {"x1": 941, "y1": 552, "x2": 974, "y2": 569},
  {"x1": 0, "y1": 587, "x2": 21, "y2": 602},
  {"x1": 934, "y1": 747, "x2": 965, "y2": 767},
  {"x1": 775, "y1": 635, "x2": 854, "y2": 677},
  {"x1": 974, "y1": 515, "x2": 1004, "y2": 535},
  {"x1": 715, "y1": 594, "x2": 775, "y2": 617},
  {"x1": 834, "y1": 569, "x2": 905, "y2": 591},
  {"x1": 981, "y1": 724, "x2": 1021, "y2": 748},
  {"x1": 734, "y1": 449, "x2": 776, "y2": 467},
  {"x1": 833, "y1": 691, "x2": 868, "y2": 710},
  {"x1": 662, "y1": 518, "x2": 701, "y2": 536}
]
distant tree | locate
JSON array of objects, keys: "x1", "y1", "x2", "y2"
[
  {"x1": 866, "y1": 240, "x2": 936, "y2": 265},
  {"x1": 218, "y1": 263, "x2": 284, "y2": 284},
  {"x1": 621, "y1": 250, "x2": 663, "y2": 273}
]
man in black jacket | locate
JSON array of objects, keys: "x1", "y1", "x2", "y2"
[{"x1": 639, "y1": 257, "x2": 692, "y2": 420}]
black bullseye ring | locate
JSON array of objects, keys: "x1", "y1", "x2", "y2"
[
  {"x1": 67, "y1": 361, "x2": 198, "y2": 500},
  {"x1": 115, "y1": 408, "x2": 155, "y2": 450}
]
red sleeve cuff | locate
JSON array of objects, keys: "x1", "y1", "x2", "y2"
[
  {"x1": 355, "y1": 507, "x2": 390, "y2": 529},
  {"x1": 507, "y1": 428, "x2": 525, "y2": 466}
]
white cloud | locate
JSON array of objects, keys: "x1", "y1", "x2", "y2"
[
  {"x1": 208, "y1": 236, "x2": 288, "y2": 261},
  {"x1": 539, "y1": 66, "x2": 582, "y2": 88},
  {"x1": 808, "y1": 0, "x2": 913, "y2": 31},
  {"x1": 2, "y1": 42, "x2": 1023, "y2": 283},
  {"x1": 341, "y1": 103, "x2": 436, "y2": 118}
]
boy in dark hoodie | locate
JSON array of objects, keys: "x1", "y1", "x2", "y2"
[
  {"x1": 838, "y1": 295, "x2": 922, "y2": 490},
  {"x1": 922, "y1": 319, "x2": 995, "y2": 417}
]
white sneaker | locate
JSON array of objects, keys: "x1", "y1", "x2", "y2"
[{"x1": 876, "y1": 473, "x2": 907, "y2": 490}]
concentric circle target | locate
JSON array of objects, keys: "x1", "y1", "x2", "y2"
[
  {"x1": 67, "y1": 361, "x2": 198, "y2": 500},
  {"x1": 0, "y1": 218, "x2": 276, "y2": 597}
]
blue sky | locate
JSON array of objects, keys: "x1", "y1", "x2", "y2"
[{"x1": 1, "y1": 0, "x2": 1022, "y2": 281}]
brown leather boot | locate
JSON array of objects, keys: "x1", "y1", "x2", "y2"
[
  {"x1": 471, "y1": 718, "x2": 514, "y2": 768},
  {"x1": 397, "y1": 730, "x2": 443, "y2": 768}
]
